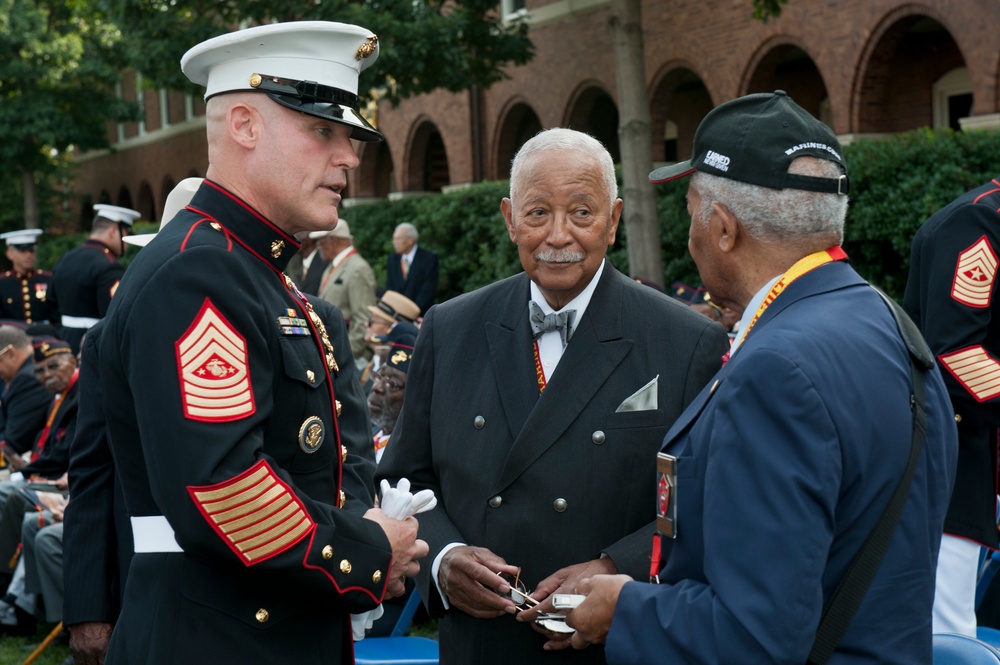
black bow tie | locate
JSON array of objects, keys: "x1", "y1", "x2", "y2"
[{"x1": 529, "y1": 301, "x2": 576, "y2": 348}]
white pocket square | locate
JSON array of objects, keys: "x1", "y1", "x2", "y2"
[{"x1": 616, "y1": 375, "x2": 659, "y2": 412}]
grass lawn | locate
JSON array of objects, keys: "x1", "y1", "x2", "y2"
[{"x1": 0, "y1": 622, "x2": 70, "y2": 665}]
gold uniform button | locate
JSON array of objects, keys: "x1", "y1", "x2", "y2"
[
  {"x1": 372, "y1": 570, "x2": 382, "y2": 584},
  {"x1": 210, "y1": 222, "x2": 222, "y2": 232},
  {"x1": 307, "y1": 369, "x2": 316, "y2": 383},
  {"x1": 341, "y1": 445, "x2": 348, "y2": 463},
  {"x1": 340, "y1": 559, "x2": 352, "y2": 574},
  {"x1": 336, "y1": 400, "x2": 342, "y2": 417},
  {"x1": 256, "y1": 608, "x2": 269, "y2": 623},
  {"x1": 955, "y1": 414, "x2": 962, "y2": 423},
  {"x1": 322, "y1": 545, "x2": 334, "y2": 560},
  {"x1": 339, "y1": 490, "x2": 346, "y2": 508}
]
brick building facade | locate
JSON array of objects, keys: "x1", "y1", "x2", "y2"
[{"x1": 70, "y1": 0, "x2": 1000, "y2": 227}]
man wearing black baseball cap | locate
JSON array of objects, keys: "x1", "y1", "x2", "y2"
[{"x1": 565, "y1": 91, "x2": 957, "y2": 664}]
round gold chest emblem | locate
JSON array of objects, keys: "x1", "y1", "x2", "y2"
[{"x1": 298, "y1": 416, "x2": 325, "y2": 454}]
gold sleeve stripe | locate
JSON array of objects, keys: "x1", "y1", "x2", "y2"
[
  {"x1": 188, "y1": 460, "x2": 315, "y2": 566},
  {"x1": 939, "y1": 345, "x2": 1000, "y2": 402}
]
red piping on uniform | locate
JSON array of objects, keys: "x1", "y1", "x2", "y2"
[
  {"x1": 180, "y1": 215, "x2": 234, "y2": 253},
  {"x1": 973, "y1": 181, "x2": 1000, "y2": 207},
  {"x1": 203, "y1": 180, "x2": 300, "y2": 246},
  {"x1": 301, "y1": 526, "x2": 387, "y2": 603}
]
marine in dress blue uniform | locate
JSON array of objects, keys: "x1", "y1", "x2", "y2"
[
  {"x1": 0, "y1": 230, "x2": 56, "y2": 325},
  {"x1": 904, "y1": 177, "x2": 1000, "y2": 634},
  {"x1": 97, "y1": 22, "x2": 424, "y2": 665},
  {"x1": 566, "y1": 92, "x2": 957, "y2": 664},
  {"x1": 49, "y1": 205, "x2": 139, "y2": 353}
]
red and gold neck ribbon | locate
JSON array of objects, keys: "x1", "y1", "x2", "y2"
[
  {"x1": 31, "y1": 368, "x2": 80, "y2": 462},
  {"x1": 735, "y1": 246, "x2": 848, "y2": 349},
  {"x1": 533, "y1": 340, "x2": 546, "y2": 394}
]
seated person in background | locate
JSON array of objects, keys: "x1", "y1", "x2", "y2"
[
  {"x1": 670, "y1": 281, "x2": 741, "y2": 335},
  {"x1": 369, "y1": 330, "x2": 416, "y2": 465},
  {"x1": 0, "y1": 339, "x2": 78, "y2": 581},
  {"x1": 0, "y1": 492, "x2": 66, "y2": 635},
  {"x1": 0, "y1": 325, "x2": 51, "y2": 461},
  {"x1": 360, "y1": 291, "x2": 420, "y2": 392}
]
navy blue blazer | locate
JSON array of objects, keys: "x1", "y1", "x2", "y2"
[
  {"x1": 385, "y1": 246, "x2": 438, "y2": 313},
  {"x1": 606, "y1": 261, "x2": 957, "y2": 664}
]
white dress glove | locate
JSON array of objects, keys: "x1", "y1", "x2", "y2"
[{"x1": 352, "y1": 478, "x2": 437, "y2": 641}]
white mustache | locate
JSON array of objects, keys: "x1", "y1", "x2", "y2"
[{"x1": 535, "y1": 249, "x2": 584, "y2": 264}]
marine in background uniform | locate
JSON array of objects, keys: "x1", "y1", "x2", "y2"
[
  {"x1": 49, "y1": 204, "x2": 139, "y2": 354},
  {"x1": 904, "y1": 177, "x2": 1000, "y2": 635},
  {"x1": 0, "y1": 230, "x2": 56, "y2": 325},
  {"x1": 97, "y1": 22, "x2": 424, "y2": 664}
]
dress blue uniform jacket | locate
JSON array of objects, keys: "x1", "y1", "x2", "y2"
[
  {"x1": 99, "y1": 181, "x2": 391, "y2": 664},
  {"x1": 904, "y1": 177, "x2": 1000, "y2": 548},
  {"x1": 606, "y1": 261, "x2": 957, "y2": 665}
]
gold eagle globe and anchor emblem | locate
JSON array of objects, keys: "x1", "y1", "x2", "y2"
[
  {"x1": 355, "y1": 35, "x2": 378, "y2": 60},
  {"x1": 298, "y1": 416, "x2": 325, "y2": 454}
]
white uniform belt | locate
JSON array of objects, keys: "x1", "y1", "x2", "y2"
[
  {"x1": 131, "y1": 515, "x2": 184, "y2": 553},
  {"x1": 61, "y1": 315, "x2": 100, "y2": 329}
]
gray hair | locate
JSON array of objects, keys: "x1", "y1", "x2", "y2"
[
  {"x1": 0, "y1": 326, "x2": 30, "y2": 351},
  {"x1": 691, "y1": 157, "x2": 848, "y2": 243},
  {"x1": 394, "y1": 223, "x2": 419, "y2": 242},
  {"x1": 509, "y1": 128, "x2": 618, "y2": 213}
]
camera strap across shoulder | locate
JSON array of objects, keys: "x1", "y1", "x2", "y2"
[{"x1": 806, "y1": 288, "x2": 933, "y2": 665}]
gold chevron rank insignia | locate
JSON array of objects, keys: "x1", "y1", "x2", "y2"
[
  {"x1": 188, "y1": 460, "x2": 315, "y2": 566},
  {"x1": 176, "y1": 299, "x2": 255, "y2": 422},
  {"x1": 951, "y1": 236, "x2": 997, "y2": 308},
  {"x1": 939, "y1": 345, "x2": 1000, "y2": 402}
]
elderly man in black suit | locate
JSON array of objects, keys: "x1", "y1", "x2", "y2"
[
  {"x1": 377, "y1": 127, "x2": 729, "y2": 664},
  {"x1": 385, "y1": 223, "x2": 438, "y2": 313}
]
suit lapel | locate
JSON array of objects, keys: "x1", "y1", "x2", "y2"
[
  {"x1": 494, "y1": 265, "x2": 632, "y2": 491},
  {"x1": 486, "y1": 275, "x2": 539, "y2": 442}
]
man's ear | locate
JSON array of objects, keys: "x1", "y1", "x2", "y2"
[
  {"x1": 501, "y1": 198, "x2": 517, "y2": 243},
  {"x1": 713, "y1": 202, "x2": 740, "y2": 253},
  {"x1": 228, "y1": 102, "x2": 258, "y2": 149}
]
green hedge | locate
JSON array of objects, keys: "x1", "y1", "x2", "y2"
[{"x1": 24, "y1": 127, "x2": 1000, "y2": 302}]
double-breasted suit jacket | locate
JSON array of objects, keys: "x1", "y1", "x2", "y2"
[{"x1": 377, "y1": 263, "x2": 729, "y2": 664}]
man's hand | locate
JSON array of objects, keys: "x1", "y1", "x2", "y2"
[
  {"x1": 567, "y1": 574, "x2": 631, "y2": 649},
  {"x1": 515, "y1": 557, "x2": 618, "y2": 650},
  {"x1": 69, "y1": 621, "x2": 113, "y2": 665},
  {"x1": 364, "y1": 507, "x2": 428, "y2": 598},
  {"x1": 439, "y1": 545, "x2": 521, "y2": 618}
]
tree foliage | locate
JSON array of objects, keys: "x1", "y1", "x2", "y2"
[
  {"x1": 98, "y1": 0, "x2": 534, "y2": 104},
  {"x1": 0, "y1": 1, "x2": 138, "y2": 191},
  {"x1": 751, "y1": 0, "x2": 788, "y2": 22}
]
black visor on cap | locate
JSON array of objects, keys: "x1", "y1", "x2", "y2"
[
  {"x1": 10, "y1": 244, "x2": 35, "y2": 252},
  {"x1": 252, "y1": 74, "x2": 382, "y2": 142}
]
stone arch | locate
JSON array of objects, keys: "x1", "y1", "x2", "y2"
[
  {"x1": 493, "y1": 99, "x2": 542, "y2": 181},
  {"x1": 116, "y1": 186, "x2": 134, "y2": 211},
  {"x1": 355, "y1": 140, "x2": 395, "y2": 198},
  {"x1": 852, "y1": 7, "x2": 967, "y2": 133},
  {"x1": 563, "y1": 82, "x2": 620, "y2": 162},
  {"x1": 742, "y1": 38, "x2": 832, "y2": 126},
  {"x1": 404, "y1": 119, "x2": 449, "y2": 193},
  {"x1": 136, "y1": 181, "x2": 155, "y2": 222},
  {"x1": 649, "y1": 63, "x2": 714, "y2": 163}
]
